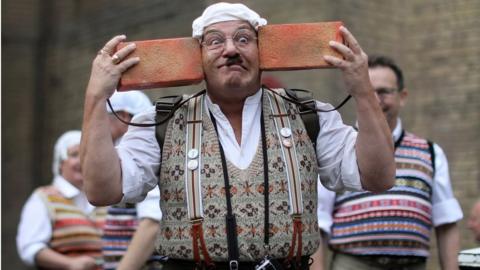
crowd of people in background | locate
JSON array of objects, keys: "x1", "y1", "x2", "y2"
[{"x1": 16, "y1": 2, "x2": 478, "y2": 270}]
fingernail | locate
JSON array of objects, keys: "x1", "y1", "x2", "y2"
[{"x1": 329, "y1": 41, "x2": 335, "y2": 46}]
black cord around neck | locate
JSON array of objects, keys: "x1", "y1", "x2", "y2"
[
  {"x1": 108, "y1": 85, "x2": 351, "y2": 128},
  {"x1": 262, "y1": 85, "x2": 352, "y2": 113},
  {"x1": 106, "y1": 89, "x2": 206, "y2": 127}
]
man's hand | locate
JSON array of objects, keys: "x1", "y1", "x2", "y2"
[
  {"x1": 86, "y1": 35, "x2": 139, "y2": 99},
  {"x1": 323, "y1": 26, "x2": 371, "y2": 98},
  {"x1": 67, "y1": 256, "x2": 98, "y2": 270}
]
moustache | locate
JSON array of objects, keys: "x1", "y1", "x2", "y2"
[{"x1": 225, "y1": 56, "x2": 243, "y2": 66}]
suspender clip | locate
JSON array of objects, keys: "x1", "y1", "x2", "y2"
[
  {"x1": 190, "y1": 217, "x2": 204, "y2": 224},
  {"x1": 229, "y1": 260, "x2": 239, "y2": 270}
]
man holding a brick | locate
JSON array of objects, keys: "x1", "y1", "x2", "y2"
[{"x1": 80, "y1": 2, "x2": 395, "y2": 269}]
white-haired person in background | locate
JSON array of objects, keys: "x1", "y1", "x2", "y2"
[
  {"x1": 17, "y1": 130, "x2": 105, "y2": 270},
  {"x1": 80, "y1": 2, "x2": 395, "y2": 269},
  {"x1": 102, "y1": 90, "x2": 165, "y2": 270}
]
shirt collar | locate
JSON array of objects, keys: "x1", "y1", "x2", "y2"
[
  {"x1": 52, "y1": 175, "x2": 81, "y2": 199},
  {"x1": 392, "y1": 118, "x2": 403, "y2": 142},
  {"x1": 205, "y1": 88, "x2": 262, "y2": 116}
]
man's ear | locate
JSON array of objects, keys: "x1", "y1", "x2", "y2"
[{"x1": 399, "y1": 88, "x2": 408, "y2": 108}]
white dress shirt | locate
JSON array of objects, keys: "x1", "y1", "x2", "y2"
[
  {"x1": 317, "y1": 118, "x2": 464, "y2": 233},
  {"x1": 136, "y1": 188, "x2": 162, "y2": 221},
  {"x1": 114, "y1": 136, "x2": 162, "y2": 221},
  {"x1": 117, "y1": 89, "x2": 362, "y2": 212},
  {"x1": 16, "y1": 176, "x2": 96, "y2": 266}
]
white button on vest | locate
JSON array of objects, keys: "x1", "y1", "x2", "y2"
[
  {"x1": 187, "y1": 149, "x2": 199, "y2": 159},
  {"x1": 187, "y1": 159, "x2": 199, "y2": 170},
  {"x1": 280, "y1": 127, "x2": 292, "y2": 138},
  {"x1": 283, "y1": 139, "x2": 293, "y2": 148}
]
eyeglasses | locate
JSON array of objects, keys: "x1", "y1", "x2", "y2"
[
  {"x1": 375, "y1": 87, "x2": 398, "y2": 96},
  {"x1": 201, "y1": 29, "x2": 257, "y2": 51}
]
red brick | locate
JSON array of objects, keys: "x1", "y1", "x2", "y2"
[
  {"x1": 116, "y1": 38, "x2": 204, "y2": 91},
  {"x1": 116, "y1": 22, "x2": 344, "y2": 90},
  {"x1": 258, "y1": 22, "x2": 344, "y2": 70}
]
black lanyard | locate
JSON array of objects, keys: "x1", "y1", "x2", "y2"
[{"x1": 209, "y1": 92, "x2": 271, "y2": 261}]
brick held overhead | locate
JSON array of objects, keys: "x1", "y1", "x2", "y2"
[
  {"x1": 117, "y1": 38, "x2": 204, "y2": 91},
  {"x1": 258, "y1": 22, "x2": 344, "y2": 71},
  {"x1": 116, "y1": 22, "x2": 343, "y2": 91}
]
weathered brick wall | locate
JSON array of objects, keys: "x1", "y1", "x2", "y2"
[
  {"x1": 2, "y1": 0, "x2": 42, "y2": 269},
  {"x1": 398, "y1": 2, "x2": 480, "y2": 268},
  {"x1": 3, "y1": 1, "x2": 479, "y2": 269}
]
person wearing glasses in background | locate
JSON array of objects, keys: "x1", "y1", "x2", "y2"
[
  {"x1": 80, "y1": 2, "x2": 395, "y2": 269},
  {"x1": 17, "y1": 131, "x2": 106, "y2": 270},
  {"x1": 314, "y1": 55, "x2": 463, "y2": 270}
]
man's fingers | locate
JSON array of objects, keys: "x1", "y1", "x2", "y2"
[
  {"x1": 111, "y1": 43, "x2": 137, "y2": 65},
  {"x1": 117, "y1": 57, "x2": 140, "y2": 73},
  {"x1": 339, "y1": 26, "x2": 362, "y2": 54},
  {"x1": 328, "y1": 40, "x2": 355, "y2": 61},
  {"x1": 323, "y1": 55, "x2": 347, "y2": 69},
  {"x1": 101, "y1": 35, "x2": 127, "y2": 56}
]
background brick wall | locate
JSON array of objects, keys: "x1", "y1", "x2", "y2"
[{"x1": 3, "y1": 1, "x2": 479, "y2": 269}]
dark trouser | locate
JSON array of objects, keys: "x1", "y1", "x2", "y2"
[
  {"x1": 162, "y1": 256, "x2": 311, "y2": 270},
  {"x1": 330, "y1": 252, "x2": 426, "y2": 270}
]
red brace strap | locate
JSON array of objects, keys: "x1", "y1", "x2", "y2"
[
  {"x1": 286, "y1": 215, "x2": 303, "y2": 266},
  {"x1": 191, "y1": 219, "x2": 213, "y2": 267}
]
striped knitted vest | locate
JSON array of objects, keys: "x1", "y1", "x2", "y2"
[
  {"x1": 36, "y1": 186, "x2": 106, "y2": 263},
  {"x1": 102, "y1": 204, "x2": 164, "y2": 270},
  {"x1": 102, "y1": 204, "x2": 137, "y2": 270},
  {"x1": 156, "y1": 90, "x2": 320, "y2": 261},
  {"x1": 329, "y1": 131, "x2": 435, "y2": 257}
]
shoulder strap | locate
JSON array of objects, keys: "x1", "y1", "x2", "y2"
[
  {"x1": 427, "y1": 140, "x2": 436, "y2": 175},
  {"x1": 155, "y1": 95, "x2": 184, "y2": 149},
  {"x1": 285, "y1": 88, "x2": 320, "y2": 148}
]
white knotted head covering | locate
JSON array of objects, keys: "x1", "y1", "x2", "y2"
[
  {"x1": 107, "y1": 90, "x2": 152, "y2": 116},
  {"x1": 52, "y1": 130, "x2": 82, "y2": 176},
  {"x1": 192, "y1": 2, "x2": 267, "y2": 39}
]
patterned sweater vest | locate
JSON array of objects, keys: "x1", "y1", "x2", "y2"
[
  {"x1": 102, "y1": 204, "x2": 164, "y2": 270},
  {"x1": 36, "y1": 186, "x2": 106, "y2": 263},
  {"x1": 156, "y1": 90, "x2": 320, "y2": 261},
  {"x1": 329, "y1": 131, "x2": 435, "y2": 257},
  {"x1": 102, "y1": 204, "x2": 137, "y2": 269}
]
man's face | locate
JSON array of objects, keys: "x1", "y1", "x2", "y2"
[
  {"x1": 368, "y1": 66, "x2": 407, "y2": 129},
  {"x1": 60, "y1": 144, "x2": 83, "y2": 189},
  {"x1": 201, "y1": 20, "x2": 260, "y2": 96},
  {"x1": 468, "y1": 202, "x2": 480, "y2": 242}
]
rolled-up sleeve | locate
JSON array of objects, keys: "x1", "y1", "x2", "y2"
[
  {"x1": 315, "y1": 101, "x2": 362, "y2": 192},
  {"x1": 17, "y1": 193, "x2": 51, "y2": 266},
  {"x1": 431, "y1": 143, "x2": 463, "y2": 226},
  {"x1": 317, "y1": 178, "x2": 336, "y2": 234},
  {"x1": 117, "y1": 106, "x2": 161, "y2": 203},
  {"x1": 136, "y1": 187, "x2": 162, "y2": 221}
]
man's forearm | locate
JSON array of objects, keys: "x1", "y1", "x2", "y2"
[
  {"x1": 35, "y1": 248, "x2": 71, "y2": 269},
  {"x1": 310, "y1": 231, "x2": 328, "y2": 270},
  {"x1": 117, "y1": 218, "x2": 160, "y2": 270},
  {"x1": 436, "y1": 223, "x2": 460, "y2": 270},
  {"x1": 80, "y1": 90, "x2": 123, "y2": 206},
  {"x1": 355, "y1": 92, "x2": 395, "y2": 192}
]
